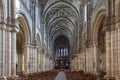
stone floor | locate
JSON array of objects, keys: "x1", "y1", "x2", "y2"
[{"x1": 55, "y1": 71, "x2": 67, "y2": 80}]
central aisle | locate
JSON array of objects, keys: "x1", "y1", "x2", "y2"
[{"x1": 55, "y1": 71, "x2": 67, "y2": 80}]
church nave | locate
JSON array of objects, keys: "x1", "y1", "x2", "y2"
[{"x1": 0, "y1": 0, "x2": 120, "y2": 80}]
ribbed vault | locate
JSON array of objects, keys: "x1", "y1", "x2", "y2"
[{"x1": 44, "y1": 0, "x2": 80, "y2": 52}]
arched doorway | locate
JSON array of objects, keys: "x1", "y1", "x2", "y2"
[
  {"x1": 16, "y1": 24, "x2": 25, "y2": 72},
  {"x1": 16, "y1": 15, "x2": 30, "y2": 73},
  {"x1": 92, "y1": 11, "x2": 106, "y2": 73},
  {"x1": 98, "y1": 23, "x2": 106, "y2": 71},
  {"x1": 54, "y1": 35, "x2": 70, "y2": 69}
]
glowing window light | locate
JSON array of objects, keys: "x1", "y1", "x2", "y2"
[{"x1": 16, "y1": 0, "x2": 20, "y2": 9}]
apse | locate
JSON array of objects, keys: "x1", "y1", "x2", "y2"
[{"x1": 54, "y1": 35, "x2": 70, "y2": 69}]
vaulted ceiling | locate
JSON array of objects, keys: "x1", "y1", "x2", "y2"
[{"x1": 42, "y1": 0, "x2": 81, "y2": 48}]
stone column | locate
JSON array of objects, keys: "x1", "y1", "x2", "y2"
[
  {"x1": 111, "y1": 30, "x2": 114, "y2": 76},
  {"x1": 48, "y1": 59, "x2": 50, "y2": 70},
  {"x1": 76, "y1": 56, "x2": 78, "y2": 70},
  {"x1": 91, "y1": 47, "x2": 94, "y2": 73},
  {"x1": 32, "y1": 47, "x2": 34, "y2": 72},
  {"x1": 40, "y1": 53, "x2": 44, "y2": 71},
  {"x1": 113, "y1": 29, "x2": 118, "y2": 76},
  {"x1": 50, "y1": 60, "x2": 52, "y2": 70},
  {"x1": 39, "y1": 53, "x2": 42, "y2": 71},
  {"x1": 37, "y1": 50, "x2": 40, "y2": 72},
  {"x1": 72, "y1": 58, "x2": 75, "y2": 70},
  {"x1": 49, "y1": 59, "x2": 52, "y2": 70},
  {"x1": 29, "y1": 45, "x2": 37, "y2": 72},
  {"x1": 70, "y1": 59, "x2": 73, "y2": 69},
  {"x1": 4, "y1": 30, "x2": 11, "y2": 77},
  {"x1": 78, "y1": 54, "x2": 80, "y2": 70},
  {"x1": 93, "y1": 43, "x2": 98, "y2": 73},
  {"x1": 89, "y1": 47, "x2": 92, "y2": 72},
  {"x1": 74, "y1": 57, "x2": 77, "y2": 70},
  {"x1": 31, "y1": 47, "x2": 33, "y2": 72},
  {"x1": 79, "y1": 53, "x2": 81, "y2": 70},
  {"x1": 34, "y1": 47, "x2": 37, "y2": 72},
  {"x1": 24, "y1": 44, "x2": 30, "y2": 73},
  {"x1": 43, "y1": 54, "x2": 45, "y2": 71},
  {"x1": 80, "y1": 53, "x2": 82, "y2": 70},
  {"x1": 47, "y1": 57, "x2": 49, "y2": 70},
  {"x1": 74, "y1": 56, "x2": 76, "y2": 70},
  {"x1": 87, "y1": 48, "x2": 92, "y2": 72},
  {"x1": 73, "y1": 58, "x2": 75, "y2": 70},
  {"x1": 0, "y1": 29, "x2": 2, "y2": 76},
  {"x1": 45, "y1": 56, "x2": 47, "y2": 71},
  {"x1": 11, "y1": 31, "x2": 17, "y2": 77},
  {"x1": 115, "y1": 29, "x2": 118, "y2": 76},
  {"x1": 2, "y1": 30, "x2": 5, "y2": 76},
  {"x1": 46, "y1": 56, "x2": 48, "y2": 71},
  {"x1": 74, "y1": 57, "x2": 76, "y2": 70},
  {"x1": 86, "y1": 48, "x2": 88, "y2": 72},
  {"x1": 77, "y1": 55, "x2": 79, "y2": 70},
  {"x1": 4, "y1": 30, "x2": 7, "y2": 76},
  {"x1": 118, "y1": 28, "x2": 120, "y2": 76},
  {"x1": 49, "y1": 58, "x2": 51, "y2": 70},
  {"x1": 90, "y1": 47, "x2": 93, "y2": 72},
  {"x1": 28, "y1": 45, "x2": 37, "y2": 73},
  {"x1": 40, "y1": 53, "x2": 43, "y2": 71},
  {"x1": 48, "y1": 57, "x2": 50, "y2": 70},
  {"x1": 39, "y1": 51, "x2": 41, "y2": 72},
  {"x1": 10, "y1": 0, "x2": 16, "y2": 76},
  {"x1": 76, "y1": 56, "x2": 79, "y2": 70},
  {"x1": 29, "y1": 46, "x2": 33, "y2": 73},
  {"x1": 31, "y1": 48, "x2": 34, "y2": 72},
  {"x1": 6, "y1": 30, "x2": 11, "y2": 77},
  {"x1": 71, "y1": 59, "x2": 73, "y2": 70},
  {"x1": 106, "y1": 30, "x2": 111, "y2": 77}
]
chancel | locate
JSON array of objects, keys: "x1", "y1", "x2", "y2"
[
  {"x1": 54, "y1": 35, "x2": 70, "y2": 69},
  {"x1": 0, "y1": 0, "x2": 120, "y2": 80}
]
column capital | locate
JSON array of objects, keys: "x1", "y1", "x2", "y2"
[
  {"x1": 86, "y1": 41, "x2": 93, "y2": 48},
  {"x1": 92, "y1": 40, "x2": 98, "y2": 47},
  {"x1": 0, "y1": 22, "x2": 5, "y2": 30},
  {"x1": 25, "y1": 43, "x2": 38, "y2": 48},
  {"x1": 104, "y1": 16, "x2": 117, "y2": 32},
  {"x1": 0, "y1": 22, "x2": 18, "y2": 33}
]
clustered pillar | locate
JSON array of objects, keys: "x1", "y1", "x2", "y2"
[
  {"x1": 0, "y1": 24, "x2": 17, "y2": 77},
  {"x1": 28, "y1": 44, "x2": 37, "y2": 73},
  {"x1": 105, "y1": 27, "x2": 120, "y2": 79}
]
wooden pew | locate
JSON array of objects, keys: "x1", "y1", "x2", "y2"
[{"x1": 16, "y1": 70, "x2": 58, "y2": 80}]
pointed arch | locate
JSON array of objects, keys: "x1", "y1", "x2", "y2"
[
  {"x1": 16, "y1": 14, "x2": 31, "y2": 43},
  {"x1": 44, "y1": 1, "x2": 79, "y2": 20},
  {"x1": 92, "y1": 10, "x2": 106, "y2": 42}
]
